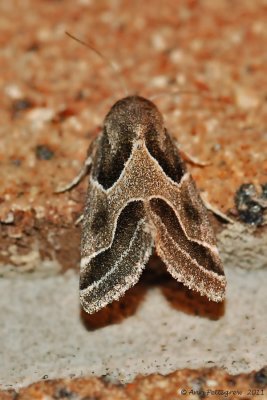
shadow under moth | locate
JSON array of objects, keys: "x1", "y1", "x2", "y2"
[{"x1": 58, "y1": 95, "x2": 226, "y2": 314}]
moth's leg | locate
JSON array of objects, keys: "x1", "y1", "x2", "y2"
[
  {"x1": 74, "y1": 214, "x2": 84, "y2": 226},
  {"x1": 55, "y1": 139, "x2": 97, "y2": 193},
  {"x1": 55, "y1": 158, "x2": 91, "y2": 193},
  {"x1": 201, "y1": 193, "x2": 235, "y2": 224},
  {"x1": 174, "y1": 140, "x2": 232, "y2": 223},
  {"x1": 174, "y1": 140, "x2": 210, "y2": 167}
]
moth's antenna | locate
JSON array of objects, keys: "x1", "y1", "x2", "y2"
[
  {"x1": 150, "y1": 89, "x2": 224, "y2": 103},
  {"x1": 65, "y1": 32, "x2": 128, "y2": 97}
]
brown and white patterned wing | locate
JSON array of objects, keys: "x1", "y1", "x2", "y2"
[
  {"x1": 80, "y1": 201, "x2": 153, "y2": 314},
  {"x1": 148, "y1": 176, "x2": 226, "y2": 302}
]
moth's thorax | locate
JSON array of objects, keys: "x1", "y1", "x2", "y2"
[{"x1": 104, "y1": 95, "x2": 165, "y2": 143}]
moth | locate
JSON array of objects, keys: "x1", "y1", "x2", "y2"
[{"x1": 58, "y1": 95, "x2": 226, "y2": 314}]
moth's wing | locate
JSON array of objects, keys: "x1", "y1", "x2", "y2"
[
  {"x1": 80, "y1": 201, "x2": 153, "y2": 314},
  {"x1": 149, "y1": 177, "x2": 226, "y2": 302}
]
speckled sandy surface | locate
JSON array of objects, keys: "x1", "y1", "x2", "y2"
[
  {"x1": 1, "y1": 0, "x2": 267, "y2": 274},
  {"x1": 1, "y1": 0, "x2": 267, "y2": 223},
  {"x1": 0, "y1": 0, "x2": 267, "y2": 396},
  {"x1": 1, "y1": 266, "x2": 266, "y2": 390}
]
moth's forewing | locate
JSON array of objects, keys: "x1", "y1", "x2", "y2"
[
  {"x1": 80, "y1": 200, "x2": 152, "y2": 314},
  {"x1": 149, "y1": 186, "x2": 225, "y2": 302},
  {"x1": 144, "y1": 122, "x2": 225, "y2": 302}
]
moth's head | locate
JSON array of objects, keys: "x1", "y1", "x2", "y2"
[{"x1": 103, "y1": 96, "x2": 165, "y2": 144}]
